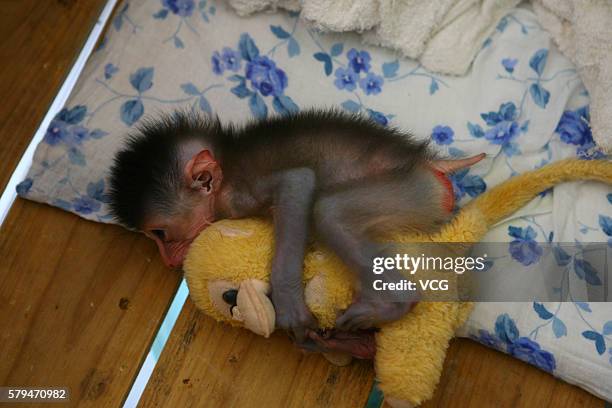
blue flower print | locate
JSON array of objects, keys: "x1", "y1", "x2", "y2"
[
  {"x1": 347, "y1": 48, "x2": 371, "y2": 74},
  {"x1": 334, "y1": 67, "x2": 358, "y2": 91},
  {"x1": 556, "y1": 107, "x2": 604, "y2": 159},
  {"x1": 502, "y1": 58, "x2": 518, "y2": 73},
  {"x1": 162, "y1": 0, "x2": 195, "y2": 17},
  {"x1": 556, "y1": 108, "x2": 591, "y2": 145},
  {"x1": 212, "y1": 33, "x2": 298, "y2": 120},
  {"x1": 104, "y1": 63, "x2": 119, "y2": 80},
  {"x1": 359, "y1": 72, "x2": 384, "y2": 95},
  {"x1": 221, "y1": 47, "x2": 241, "y2": 72},
  {"x1": 212, "y1": 48, "x2": 241, "y2": 75},
  {"x1": 67, "y1": 126, "x2": 90, "y2": 145},
  {"x1": 43, "y1": 105, "x2": 106, "y2": 148},
  {"x1": 450, "y1": 169, "x2": 486, "y2": 201},
  {"x1": 475, "y1": 102, "x2": 526, "y2": 157},
  {"x1": 432, "y1": 125, "x2": 454, "y2": 145},
  {"x1": 72, "y1": 196, "x2": 101, "y2": 215},
  {"x1": 367, "y1": 109, "x2": 388, "y2": 126},
  {"x1": 495, "y1": 313, "x2": 519, "y2": 344},
  {"x1": 156, "y1": 0, "x2": 211, "y2": 47},
  {"x1": 71, "y1": 180, "x2": 111, "y2": 215},
  {"x1": 211, "y1": 51, "x2": 224, "y2": 75},
  {"x1": 44, "y1": 120, "x2": 70, "y2": 146},
  {"x1": 508, "y1": 337, "x2": 556, "y2": 372},
  {"x1": 16, "y1": 178, "x2": 33, "y2": 196},
  {"x1": 485, "y1": 120, "x2": 519, "y2": 145},
  {"x1": 246, "y1": 56, "x2": 288, "y2": 97},
  {"x1": 478, "y1": 314, "x2": 557, "y2": 373},
  {"x1": 472, "y1": 329, "x2": 504, "y2": 350},
  {"x1": 508, "y1": 225, "x2": 543, "y2": 266},
  {"x1": 481, "y1": 101, "x2": 517, "y2": 125}
]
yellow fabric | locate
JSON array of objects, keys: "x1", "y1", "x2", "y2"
[{"x1": 184, "y1": 158, "x2": 612, "y2": 406}]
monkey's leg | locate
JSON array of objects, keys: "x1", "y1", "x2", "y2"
[{"x1": 313, "y1": 169, "x2": 450, "y2": 330}]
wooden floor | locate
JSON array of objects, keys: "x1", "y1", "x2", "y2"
[{"x1": 0, "y1": 1, "x2": 606, "y2": 407}]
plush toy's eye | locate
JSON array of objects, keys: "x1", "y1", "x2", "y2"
[
  {"x1": 222, "y1": 289, "x2": 238, "y2": 306},
  {"x1": 208, "y1": 280, "x2": 239, "y2": 319}
]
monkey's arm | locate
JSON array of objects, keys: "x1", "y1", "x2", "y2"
[{"x1": 256, "y1": 167, "x2": 318, "y2": 341}]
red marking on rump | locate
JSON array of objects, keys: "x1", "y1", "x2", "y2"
[{"x1": 430, "y1": 168, "x2": 454, "y2": 213}]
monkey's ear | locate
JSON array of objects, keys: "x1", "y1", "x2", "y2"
[
  {"x1": 431, "y1": 153, "x2": 486, "y2": 174},
  {"x1": 184, "y1": 149, "x2": 223, "y2": 194}
]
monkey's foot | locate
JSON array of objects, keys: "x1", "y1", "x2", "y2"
[
  {"x1": 336, "y1": 299, "x2": 415, "y2": 331},
  {"x1": 303, "y1": 328, "x2": 377, "y2": 359}
]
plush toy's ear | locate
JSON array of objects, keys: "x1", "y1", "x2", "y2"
[{"x1": 184, "y1": 149, "x2": 223, "y2": 194}]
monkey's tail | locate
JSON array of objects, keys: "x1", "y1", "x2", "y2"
[{"x1": 466, "y1": 158, "x2": 612, "y2": 228}]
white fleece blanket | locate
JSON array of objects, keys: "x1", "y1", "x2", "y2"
[{"x1": 227, "y1": 0, "x2": 612, "y2": 152}]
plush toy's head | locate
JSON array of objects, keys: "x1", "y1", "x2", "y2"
[{"x1": 184, "y1": 218, "x2": 357, "y2": 337}]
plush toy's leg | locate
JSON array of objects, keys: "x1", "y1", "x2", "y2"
[
  {"x1": 375, "y1": 302, "x2": 473, "y2": 407},
  {"x1": 470, "y1": 158, "x2": 612, "y2": 227}
]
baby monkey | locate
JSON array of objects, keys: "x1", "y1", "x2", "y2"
[{"x1": 109, "y1": 109, "x2": 484, "y2": 343}]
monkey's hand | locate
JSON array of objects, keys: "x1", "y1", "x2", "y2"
[{"x1": 271, "y1": 289, "x2": 317, "y2": 343}]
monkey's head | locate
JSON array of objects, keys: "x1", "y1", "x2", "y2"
[{"x1": 109, "y1": 112, "x2": 225, "y2": 268}]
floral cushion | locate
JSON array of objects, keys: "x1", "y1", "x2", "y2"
[{"x1": 17, "y1": 0, "x2": 611, "y2": 400}]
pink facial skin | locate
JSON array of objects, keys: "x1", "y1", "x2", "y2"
[
  {"x1": 144, "y1": 148, "x2": 223, "y2": 268},
  {"x1": 145, "y1": 204, "x2": 213, "y2": 268}
]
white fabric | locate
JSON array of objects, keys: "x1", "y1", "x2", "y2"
[
  {"x1": 533, "y1": 0, "x2": 612, "y2": 153},
  {"x1": 227, "y1": 0, "x2": 612, "y2": 153}
]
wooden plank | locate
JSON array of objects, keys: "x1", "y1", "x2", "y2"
[
  {"x1": 0, "y1": 199, "x2": 181, "y2": 407},
  {"x1": 139, "y1": 298, "x2": 375, "y2": 408},
  {"x1": 142, "y1": 298, "x2": 604, "y2": 408},
  {"x1": 141, "y1": 301, "x2": 605, "y2": 408},
  {"x1": 0, "y1": 0, "x2": 109, "y2": 191},
  {"x1": 418, "y1": 339, "x2": 604, "y2": 408}
]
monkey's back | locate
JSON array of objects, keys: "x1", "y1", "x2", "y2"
[{"x1": 222, "y1": 109, "x2": 432, "y2": 190}]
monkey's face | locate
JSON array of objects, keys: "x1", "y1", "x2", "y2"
[
  {"x1": 144, "y1": 148, "x2": 223, "y2": 268},
  {"x1": 143, "y1": 198, "x2": 214, "y2": 268}
]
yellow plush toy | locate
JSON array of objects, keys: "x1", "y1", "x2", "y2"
[{"x1": 184, "y1": 159, "x2": 612, "y2": 407}]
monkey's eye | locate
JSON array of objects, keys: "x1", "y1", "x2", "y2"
[
  {"x1": 150, "y1": 229, "x2": 166, "y2": 241},
  {"x1": 222, "y1": 289, "x2": 238, "y2": 306}
]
